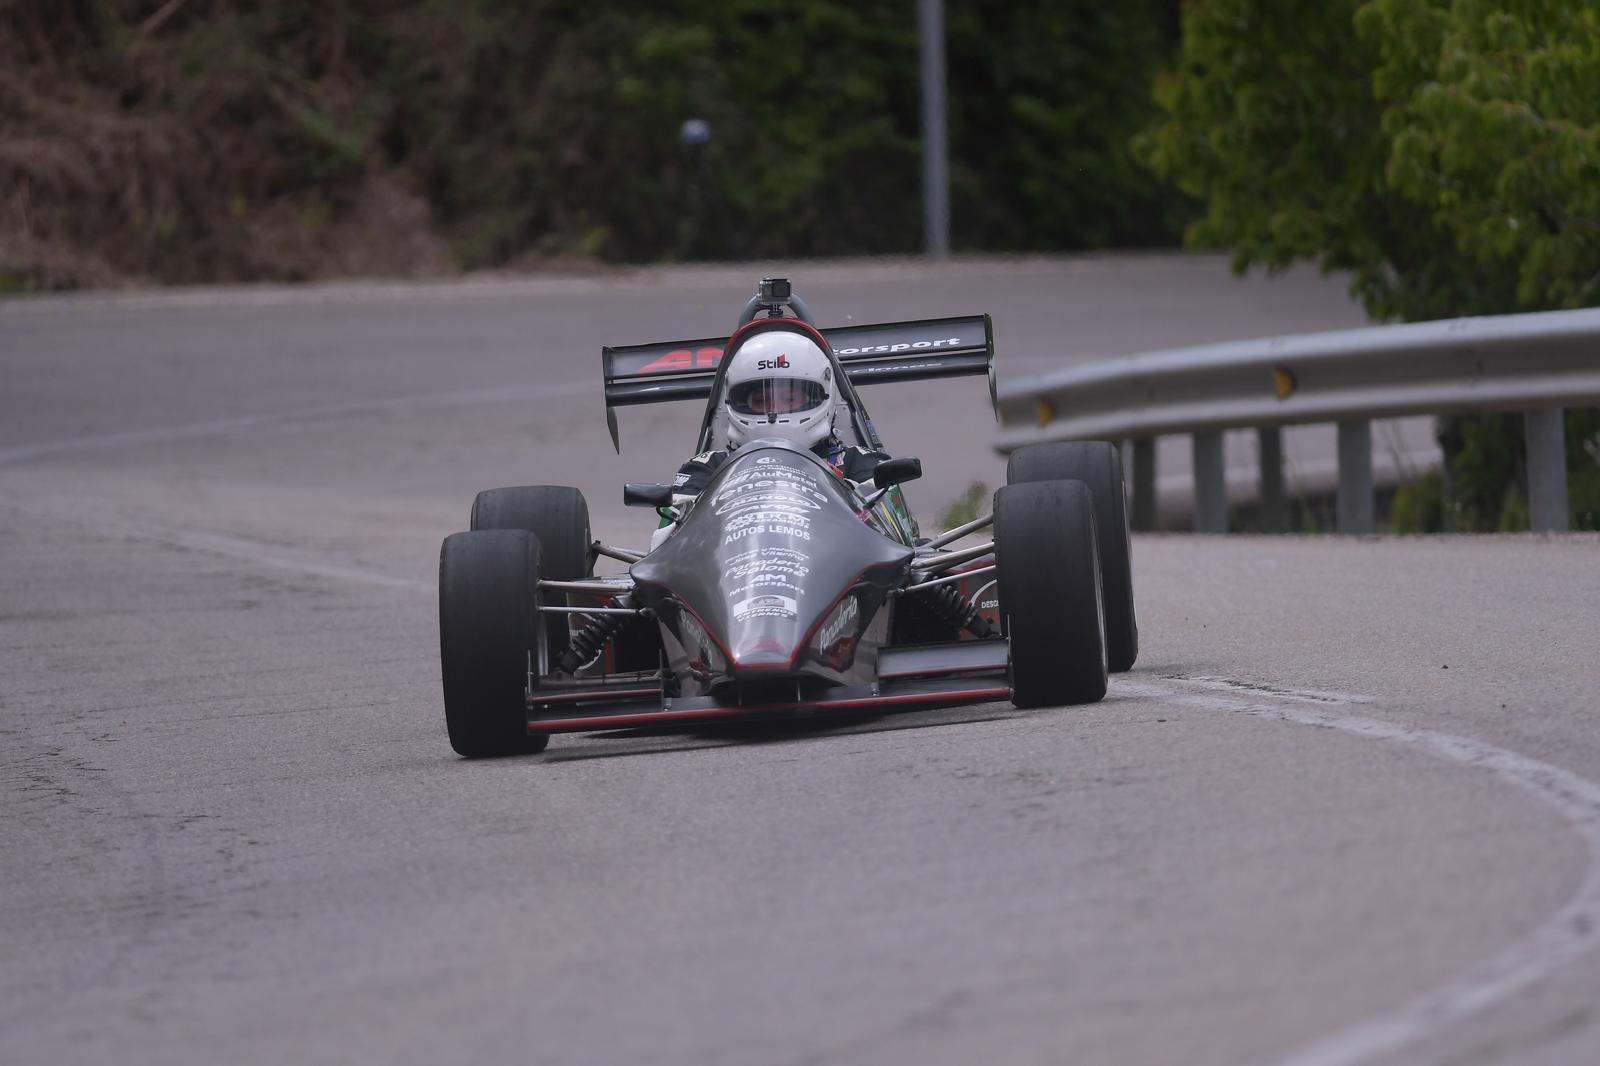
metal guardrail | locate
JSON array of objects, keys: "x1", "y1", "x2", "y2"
[{"x1": 995, "y1": 307, "x2": 1600, "y2": 533}]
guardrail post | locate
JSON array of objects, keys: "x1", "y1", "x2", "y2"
[
  {"x1": 1258, "y1": 426, "x2": 1286, "y2": 533},
  {"x1": 1129, "y1": 437, "x2": 1156, "y2": 532},
  {"x1": 1525, "y1": 408, "x2": 1569, "y2": 532},
  {"x1": 1193, "y1": 431, "x2": 1227, "y2": 533},
  {"x1": 1336, "y1": 419, "x2": 1374, "y2": 534}
]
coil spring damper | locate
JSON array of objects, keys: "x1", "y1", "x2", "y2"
[
  {"x1": 914, "y1": 582, "x2": 993, "y2": 638},
  {"x1": 558, "y1": 598, "x2": 634, "y2": 674}
]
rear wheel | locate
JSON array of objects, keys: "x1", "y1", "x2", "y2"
[
  {"x1": 994, "y1": 479, "x2": 1107, "y2": 708},
  {"x1": 1007, "y1": 442, "x2": 1137, "y2": 672},
  {"x1": 470, "y1": 485, "x2": 592, "y2": 661},
  {"x1": 439, "y1": 530, "x2": 549, "y2": 758}
]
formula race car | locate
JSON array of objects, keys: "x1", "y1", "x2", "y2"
[{"x1": 439, "y1": 278, "x2": 1137, "y2": 757}]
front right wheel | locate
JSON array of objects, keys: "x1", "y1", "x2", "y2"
[
  {"x1": 994, "y1": 479, "x2": 1108, "y2": 708},
  {"x1": 439, "y1": 529, "x2": 550, "y2": 758}
]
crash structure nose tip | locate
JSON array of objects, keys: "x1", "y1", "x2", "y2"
[{"x1": 730, "y1": 637, "x2": 794, "y2": 669}]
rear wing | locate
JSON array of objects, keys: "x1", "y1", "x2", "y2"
[{"x1": 603, "y1": 314, "x2": 995, "y2": 449}]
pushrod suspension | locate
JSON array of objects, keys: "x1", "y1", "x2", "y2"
[{"x1": 925, "y1": 511, "x2": 992, "y2": 549}]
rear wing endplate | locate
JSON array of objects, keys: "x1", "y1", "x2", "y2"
[{"x1": 603, "y1": 314, "x2": 995, "y2": 449}]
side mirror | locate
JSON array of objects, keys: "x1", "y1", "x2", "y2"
[
  {"x1": 624, "y1": 483, "x2": 673, "y2": 508},
  {"x1": 872, "y1": 457, "x2": 923, "y2": 489}
]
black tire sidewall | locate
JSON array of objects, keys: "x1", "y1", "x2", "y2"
[
  {"x1": 1007, "y1": 442, "x2": 1137, "y2": 671},
  {"x1": 995, "y1": 480, "x2": 1108, "y2": 708},
  {"x1": 469, "y1": 485, "x2": 592, "y2": 660},
  {"x1": 439, "y1": 530, "x2": 550, "y2": 757}
]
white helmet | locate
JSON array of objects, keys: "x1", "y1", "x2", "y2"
[{"x1": 722, "y1": 329, "x2": 836, "y2": 450}]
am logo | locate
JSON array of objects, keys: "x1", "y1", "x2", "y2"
[
  {"x1": 640, "y1": 346, "x2": 724, "y2": 373},
  {"x1": 756, "y1": 355, "x2": 790, "y2": 370}
]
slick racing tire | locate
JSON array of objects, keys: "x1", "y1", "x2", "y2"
[
  {"x1": 439, "y1": 530, "x2": 550, "y2": 758},
  {"x1": 1007, "y1": 441, "x2": 1137, "y2": 672},
  {"x1": 470, "y1": 485, "x2": 592, "y2": 663},
  {"x1": 994, "y1": 480, "x2": 1108, "y2": 708}
]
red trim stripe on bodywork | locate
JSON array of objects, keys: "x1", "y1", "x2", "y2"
[
  {"x1": 723, "y1": 316, "x2": 834, "y2": 359},
  {"x1": 530, "y1": 686, "x2": 662, "y2": 706},
  {"x1": 527, "y1": 684, "x2": 1011, "y2": 734}
]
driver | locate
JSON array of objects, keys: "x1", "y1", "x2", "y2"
[{"x1": 671, "y1": 329, "x2": 889, "y2": 497}]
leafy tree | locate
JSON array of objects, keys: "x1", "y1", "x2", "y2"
[
  {"x1": 1363, "y1": 0, "x2": 1600, "y2": 311},
  {"x1": 1137, "y1": 0, "x2": 1600, "y2": 529},
  {"x1": 947, "y1": 0, "x2": 1182, "y2": 251}
]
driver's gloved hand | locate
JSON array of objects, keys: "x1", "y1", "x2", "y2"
[{"x1": 648, "y1": 493, "x2": 700, "y2": 552}]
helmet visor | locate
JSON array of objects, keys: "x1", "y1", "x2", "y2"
[{"x1": 727, "y1": 378, "x2": 828, "y2": 417}]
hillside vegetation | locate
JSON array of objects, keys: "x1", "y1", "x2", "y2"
[
  {"x1": 0, "y1": 0, "x2": 1179, "y2": 289},
  {"x1": 1140, "y1": 0, "x2": 1600, "y2": 529}
]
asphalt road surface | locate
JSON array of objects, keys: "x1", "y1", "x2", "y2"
[{"x1": 3, "y1": 256, "x2": 1598, "y2": 1066}]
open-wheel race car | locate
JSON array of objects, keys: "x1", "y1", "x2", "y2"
[{"x1": 439, "y1": 278, "x2": 1137, "y2": 757}]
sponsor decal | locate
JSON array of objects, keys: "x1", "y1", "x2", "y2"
[
  {"x1": 755, "y1": 355, "x2": 790, "y2": 370},
  {"x1": 715, "y1": 496, "x2": 819, "y2": 517},
  {"x1": 849, "y1": 361, "x2": 942, "y2": 376},
  {"x1": 672, "y1": 472, "x2": 691, "y2": 486},
  {"x1": 724, "y1": 549, "x2": 811, "y2": 597},
  {"x1": 722, "y1": 523, "x2": 812, "y2": 545},
  {"x1": 818, "y1": 595, "x2": 859, "y2": 649},
  {"x1": 638, "y1": 346, "x2": 724, "y2": 373},
  {"x1": 738, "y1": 573, "x2": 803, "y2": 596},
  {"x1": 715, "y1": 476, "x2": 819, "y2": 499},
  {"x1": 733, "y1": 594, "x2": 798, "y2": 621},
  {"x1": 726, "y1": 510, "x2": 812, "y2": 531},
  {"x1": 674, "y1": 609, "x2": 715, "y2": 679},
  {"x1": 713, "y1": 472, "x2": 828, "y2": 506},
  {"x1": 833, "y1": 337, "x2": 963, "y2": 356},
  {"x1": 718, "y1": 489, "x2": 820, "y2": 506},
  {"x1": 725, "y1": 547, "x2": 808, "y2": 565},
  {"x1": 979, "y1": 598, "x2": 998, "y2": 611}
]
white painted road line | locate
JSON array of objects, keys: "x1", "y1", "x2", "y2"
[
  {"x1": 1130, "y1": 677, "x2": 1600, "y2": 1066},
  {"x1": 0, "y1": 381, "x2": 593, "y2": 468}
]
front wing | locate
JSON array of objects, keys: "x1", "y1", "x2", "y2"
[{"x1": 525, "y1": 639, "x2": 1010, "y2": 734}]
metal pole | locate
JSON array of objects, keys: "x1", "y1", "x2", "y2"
[
  {"x1": 1130, "y1": 438, "x2": 1157, "y2": 532},
  {"x1": 1258, "y1": 426, "x2": 1286, "y2": 532},
  {"x1": 1336, "y1": 419, "x2": 1374, "y2": 534},
  {"x1": 918, "y1": 0, "x2": 950, "y2": 257},
  {"x1": 1525, "y1": 408, "x2": 1569, "y2": 532},
  {"x1": 1192, "y1": 431, "x2": 1227, "y2": 533}
]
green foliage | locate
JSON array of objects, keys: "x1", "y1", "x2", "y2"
[
  {"x1": 947, "y1": 1, "x2": 1183, "y2": 250},
  {"x1": 1389, "y1": 470, "x2": 1444, "y2": 533},
  {"x1": 383, "y1": 0, "x2": 1183, "y2": 264},
  {"x1": 0, "y1": 271, "x2": 36, "y2": 295},
  {"x1": 1566, "y1": 409, "x2": 1600, "y2": 530},
  {"x1": 1439, "y1": 412, "x2": 1536, "y2": 531},
  {"x1": 1394, "y1": 411, "x2": 1600, "y2": 533},
  {"x1": 1, "y1": 1, "x2": 1185, "y2": 285},
  {"x1": 1135, "y1": 0, "x2": 1466, "y2": 322},
  {"x1": 1137, "y1": 0, "x2": 1600, "y2": 322},
  {"x1": 938, "y1": 481, "x2": 990, "y2": 530},
  {"x1": 1363, "y1": 0, "x2": 1600, "y2": 311},
  {"x1": 1140, "y1": 1, "x2": 1600, "y2": 530}
]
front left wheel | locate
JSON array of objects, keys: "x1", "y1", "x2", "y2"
[
  {"x1": 1007, "y1": 441, "x2": 1137, "y2": 672},
  {"x1": 470, "y1": 485, "x2": 592, "y2": 664},
  {"x1": 439, "y1": 529, "x2": 550, "y2": 758}
]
